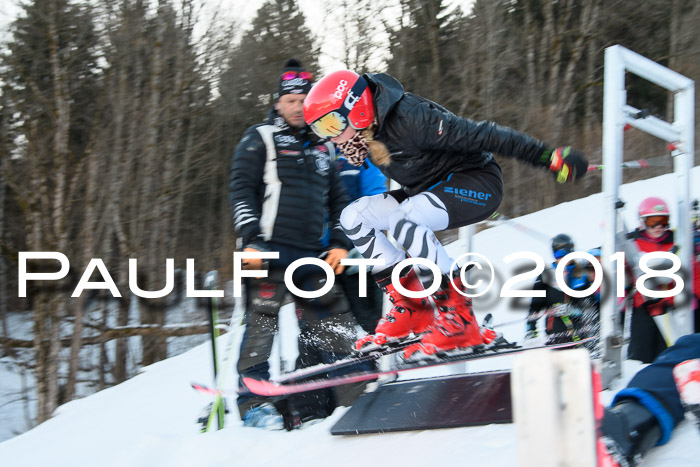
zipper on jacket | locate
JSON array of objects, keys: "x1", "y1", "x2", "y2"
[{"x1": 302, "y1": 140, "x2": 313, "y2": 246}]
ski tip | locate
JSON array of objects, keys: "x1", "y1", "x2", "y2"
[
  {"x1": 191, "y1": 382, "x2": 220, "y2": 396},
  {"x1": 242, "y1": 377, "x2": 283, "y2": 397}
]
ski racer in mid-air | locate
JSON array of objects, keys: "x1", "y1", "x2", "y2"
[{"x1": 302, "y1": 70, "x2": 589, "y2": 359}]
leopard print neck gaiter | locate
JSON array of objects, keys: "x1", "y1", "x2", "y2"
[{"x1": 337, "y1": 130, "x2": 371, "y2": 167}]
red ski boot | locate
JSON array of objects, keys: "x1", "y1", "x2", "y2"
[
  {"x1": 404, "y1": 274, "x2": 496, "y2": 359},
  {"x1": 354, "y1": 267, "x2": 434, "y2": 350}
]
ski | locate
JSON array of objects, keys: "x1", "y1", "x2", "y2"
[
  {"x1": 270, "y1": 336, "x2": 423, "y2": 385},
  {"x1": 202, "y1": 337, "x2": 594, "y2": 398},
  {"x1": 272, "y1": 313, "x2": 501, "y2": 385},
  {"x1": 191, "y1": 337, "x2": 425, "y2": 398}
]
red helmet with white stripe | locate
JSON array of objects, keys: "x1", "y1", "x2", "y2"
[{"x1": 303, "y1": 70, "x2": 374, "y2": 139}]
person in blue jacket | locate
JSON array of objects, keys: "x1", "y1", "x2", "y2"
[
  {"x1": 601, "y1": 333, "x2": 699, "y2": 466},
  {"x1": 298, "y1": 156, "x2": 387, "y2": 372},
  {"x1": 526, "y1": 234, "x2": 600, "y2": 347},
  {"x1": 335, "y1": 155, "x2": 388, "y2": 333},
  {"x1": 336, "y1": 155, "x2": 388, "y2": 203}
]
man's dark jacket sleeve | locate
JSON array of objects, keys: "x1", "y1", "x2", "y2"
[
  {"x1": 229, "y1": 126, "x2": 266, "y2": 247},
  {"x1": 327, "y1": 162, "x2": 353, "y2": 250}
]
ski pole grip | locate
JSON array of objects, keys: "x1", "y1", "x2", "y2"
[{"x1": 204, "y1": 270, "x2": 219, "y2": 289}]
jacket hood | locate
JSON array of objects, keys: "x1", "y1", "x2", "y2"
[{"x1": 363, "y1": 73, "x2": 405, "y2": 128}]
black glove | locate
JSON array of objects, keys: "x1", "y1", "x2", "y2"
[
  {"x1": 545, "y1": 146, "x2": 588, "y2": 183},
  {"x1": 385, "y1": 188, "x2": 408, "y2": 204}
]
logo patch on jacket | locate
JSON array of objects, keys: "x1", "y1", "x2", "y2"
[
  {"x1": 310, "y1": 148, "x2": 330, "y2": 175},
  {"x1": 444, "y1": 186, "x2": 492, "y2": 206},
  {"x1": 274, "y1": 134, "x2": 297, "y2": 146}
]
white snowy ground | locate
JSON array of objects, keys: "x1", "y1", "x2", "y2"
[{"x1": 1, "y1": 168, "x2": 700, "y2": 466}]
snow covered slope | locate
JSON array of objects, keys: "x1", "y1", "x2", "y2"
[{"x1": 1, "y1": 169, "x2": 699, "y2": 466}]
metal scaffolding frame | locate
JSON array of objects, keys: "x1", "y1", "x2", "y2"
[{"x1": 601, "y1": 45, "x2": 695, "y2": 386}]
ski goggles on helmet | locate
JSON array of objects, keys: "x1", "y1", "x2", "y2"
[
  {"x1": 310, "y1": 111, "x2": 350, "y2": 139},
  {"x1": 644, "y1": 215, "x2": 669, "y2": 229},
  {"x1": 309, "y1": 78, "x2": 368, "y2": 139},
  {"x1": 281, "y1": 70, "x2": 313, "y2": 81},
  {"x1": 553, "y1": 248, "x2": 572, "y2": 260}
]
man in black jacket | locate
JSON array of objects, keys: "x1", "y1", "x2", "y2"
[
  {"x1": 303, "y1": 70, "x2": 589, "y2": 359},
  {"x1": 230, "y1": 59, "x2": 359, "y2": 429}
]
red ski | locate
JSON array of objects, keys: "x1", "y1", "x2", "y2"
[{"x1": 190, "y1": 337, "x2": 595, "y2": 398}]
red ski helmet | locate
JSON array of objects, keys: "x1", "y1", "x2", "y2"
[
  {"x1": 303, "y1": 70, "x2": 374, "y2": 139},
  {"x1": 639, "y1": 196, "x2": 671, "y2": 229},
  {"x1": 638, "y1": 197, "x2": 670, "y2": 218}
]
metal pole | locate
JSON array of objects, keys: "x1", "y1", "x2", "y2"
[
  {"x1": 601, "y1": 46, "x2": 626, "y2": 388},
  {"x1": 674, "y1": 80, "x2": 695, "y2": 335}
]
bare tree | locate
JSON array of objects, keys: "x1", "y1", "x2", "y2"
[
  {"x1": 0, "y1": 101, "x2": 8, "y2": 338},
  {"x1": 321, "y1": 0, "x2": 380, "y2": 72},
  {"x1": 1, "y1": 0, "x2": 100, "y2": 421}
]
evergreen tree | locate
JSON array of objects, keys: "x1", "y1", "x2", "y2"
[
  {"x1": 219, "y1": 0, "x2": 320, "y2": 135},
  {"x1": 386, "y1": 0, "x2": 461, "y2": 107}
]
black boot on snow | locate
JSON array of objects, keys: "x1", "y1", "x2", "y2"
[{"x1": 600, "y1": 400, "x2": 662, "y2": 467}]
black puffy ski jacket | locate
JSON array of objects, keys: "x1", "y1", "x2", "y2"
[
  {"x1": 364, "y1": 73, "x2": 551, "y2": 194},
  {"x1": 229, "y1": 112, "x2": 352, "y2": 252}
]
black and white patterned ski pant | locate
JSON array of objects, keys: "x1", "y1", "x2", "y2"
[{"x1": 340, "y1": 161, "x2": 503, "y2": 282}]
